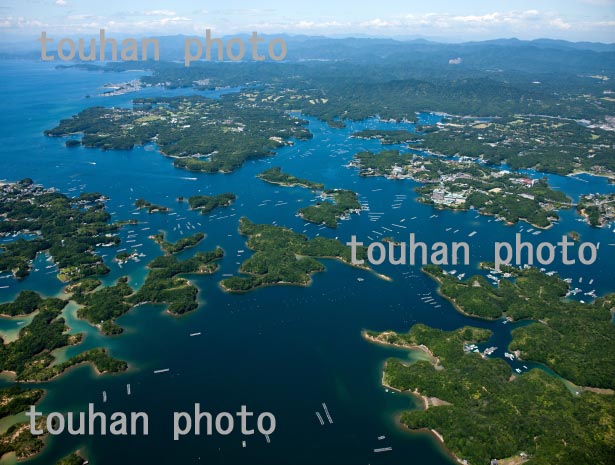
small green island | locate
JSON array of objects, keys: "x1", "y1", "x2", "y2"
[
  {"x1": 0, "y1": 291, "x2": 127, "y2": 381},
  {"x1": 256, "y1": 168, "x2": 360, "y2": 228},
  {"x1": 298, "y1": 189, "x2": 362, "y2": 228},
  {"x1": 188, "y1": 193, "x2": 236, "y2": 214},
  {"x1": 55, "y1": 452, "x2": 88, "y2": 465},
  {"x1": 257, "y1": 166, "x2": 324, "y2": 190},
  {"x1": 568, "y1": 230, "x2": 581, "y2": 241},
  {"x1": 0, "y1": 290, "x2": 44, "y2": 316},
  {"x1": 365, "y1": 324, "x2": 615, "y2": 465},
  {"x1": 577, "y1": 193, "x2": 615, "y2": 227},
  {"x1": 349, "y1": 151, "x2": 572, "y2": 228},
  {"x1": 151, "y1": 231, "x2": 205, "y2": 254},
  {"x1": 134, "y1": 198, "x2": 170, "y2": 213},
  {"x1": 220, "y1": 218, "x2": 371, "y2": 292},
  {"x1": 73, "y1": 247, "x2": 223, "y2": 334}
]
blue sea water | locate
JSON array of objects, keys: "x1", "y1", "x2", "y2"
[{"x1": 0, "y1": 60, "x2": 614, "y2": 465}]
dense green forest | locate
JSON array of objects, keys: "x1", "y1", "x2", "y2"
[
  {"x1": 152, "y1": 231, "x2": 205, "y2": 254},
  {"x1": 298, "y1": 189, "x2": 361, "y2": 228},
  {"x1": 187, "y1": 193, "x2": 236, "y2": 214},
  {"x1": 0, "y1": 180, "x2": 120, "y2": 282},
  {"x1": 74, "y1": 277, "x2": 134, "y2": 335},
  {"x1": 134, "y1": 198, "x2": 170, "y2": 213},
  {"x1": 72, "y1": 247, "x2": 223, "y2": 334},
  {"x1": 221, "y1": 218, "x2": 368, "y2": 291},
  {"x1": 0, "y1": 416, "x2": 46, "y2": 461},
  {"x1": 0, "y1": 291, "x2": 126, "y2": 381},
  {"x1": 417, "y1": 116, "x2": 615, "y2": 176},
  {"x1": 423, "y1": 265, "x2": 615, "y2": 388},
  {"x1": 257, "y1": 166, "x2": 324, "y2": 189},
  {"x1": 0, "y1": 386, "x2": 43, "y2": 418},
  {"x1": 49, "y1": 49, "x2": 615, "y2": 179},
  {"x1": 55, "y1": 452, "x2": 87, "y2": 465},
  {"x1": 46, "y1": 94, "x2": 311, "y2": 173},
  {"x1": 367, "y1": 324, "x2": 615, "y2": 465},
  {"x1": 129, "y1": 248, "x2": 223, "y2": 314},
  {"x1": 0, "y1": 290, "x2": 43, "y2": 316}
]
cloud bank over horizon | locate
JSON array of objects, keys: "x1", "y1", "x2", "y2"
[{"x1": 1, "y1": 0, "x2": 614, "y2": 43}]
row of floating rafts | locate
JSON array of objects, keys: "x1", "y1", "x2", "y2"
[
  {"x1": 314, "y1": 402, "x2": 334, "y2": 426},
  {"x1": 392, "y1": 194, "x2": 407, "y2": 211}
]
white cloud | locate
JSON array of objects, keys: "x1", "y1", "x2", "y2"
[
  {"x1": 359, "y1": 18, "x2": 395, "y2": 28},
  {"x1": 0, "y1": 16, "x2": 46, "y2": 29},
  {"x1": 1, "y1": 6, "x2": 612, "y2": 42},
  {"x1": 550, "y1": 18, "x2": 572, "y2": 30},
  {"x1": 144, "y1": 10, "x2": 176, "y2": 17},
  {"x1": 352, "y1": 10, "x2": 605, "y2": 39}
]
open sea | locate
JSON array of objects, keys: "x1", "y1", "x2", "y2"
[{"x1": 0, "y1": 60, "x2": 614, "y2": 465}]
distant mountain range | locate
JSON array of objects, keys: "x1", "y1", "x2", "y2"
[{"x1": 2, "y1": 34, "x2": 613, "y2": 75}]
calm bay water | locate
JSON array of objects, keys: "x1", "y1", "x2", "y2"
[{"x1": 0, "y1": 60, "x2": 614, "y2": 465}]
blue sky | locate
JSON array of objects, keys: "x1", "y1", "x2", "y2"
[{"x1": 1, "y1": 0, "x2": 614, "y2": 42}]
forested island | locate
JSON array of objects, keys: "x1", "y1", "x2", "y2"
[
  {"x1": 188, "y1": 193, "x2": 236, "y2": 214},
  {"x1": 256, "y1": 169, "x2": 359, "y2": 227},
  {"x1": 350, "y1": 151, "x2": 571, "y2": 228},
  {"x1": 45, "y1": 94, "x2": 311, "y2": 173},
  {"x1": 55, "y1": 452, "x2": 88, "y2": 465},
  {"x1": 298, "y1": 189, "x2": 361, "y2": 228},
  {"x1": 0, "y1": 179, "x2": 119, "y2": 282},
  {"x1": 134, "y1": 198, "x2": 170, "y2": 213},
  {"x1": 220, "y1": 218, "x2": 369, "y2": 292},
  {"x1": 0, "y1": 291, "x2": 127, "y2": 380},
  {"x1": 152, "y1": 231, "x2": 205, "y2": 254},
  {"x1": 73, "y1": 247, "x2": 223, "y2": 334},
  {"x1": 257, "y1": 166, "x2": 324, "y2": 190},
  {"x1": 0, "y1": 386, "x2": 47, "y2": 461},
  {"x1": 0, "y1": 290, "x2": 45, "y2": 316},
  {"x1": 365, "y1": 324, "x2": 615, "y2": 465}
]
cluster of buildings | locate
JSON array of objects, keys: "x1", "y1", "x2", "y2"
[{"x1": 431, "y1": 188, "x2": 467, "y2": 206}]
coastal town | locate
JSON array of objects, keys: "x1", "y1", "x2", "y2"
[{"x1": 348, "y1": 150, "x2": 572, "y2": 227}]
